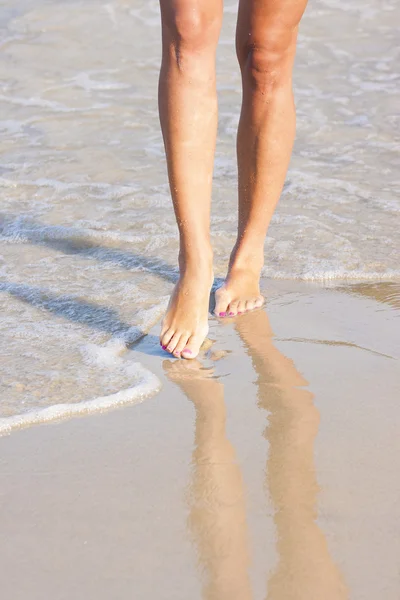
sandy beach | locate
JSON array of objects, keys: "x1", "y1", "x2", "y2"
[{"x1": 1, "y1": 281, "x2": 399, "y2": 599}]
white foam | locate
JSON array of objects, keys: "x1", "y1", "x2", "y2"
[
  {"x1": 0, "y1": 283, "x2": 168, "y2": 435},
  {"x1": 0, "y1": 176, "x2": 133, "y2": 195},
  {"x1": 0, "y1": 363, "x2": 161, "y2": 436},
  {"x1": 0, "y1": 94, "x2": 107, "y2": 113},
  {"x1": 261, "y1": 267, "x2": 400, "y2": 282},
  {"x1": 80, "y1": 300, "x2": 169, "y2": 367},
  {"x1": 70, "y1": 72, "x2": 131, "y2": 92},
  {"x1": 0, "y1": 213, "x2": 172, "y2": 248}
]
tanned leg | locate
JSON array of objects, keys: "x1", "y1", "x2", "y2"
[
  {"x1": 159, "y1": 0, "x2": 223, "y2": 357},
  {"x1": 215, "y1": 0, "x2": 308, "y2": 317}
]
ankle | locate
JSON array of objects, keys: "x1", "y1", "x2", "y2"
[
  {"x1": 178, "y1": 244, "x2": 213, "y2": 275},
  {"x1": 229, "y1": 241, "x2": 264, "y2": 274}
]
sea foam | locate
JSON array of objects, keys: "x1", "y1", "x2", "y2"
[{"x1": 0, "y1": 363, "x2": 161, "y2": 435}]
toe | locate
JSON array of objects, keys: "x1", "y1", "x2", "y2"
[
  {"x1": 237, "y1": 301, "x2": 246, "y2": 315},
  {"x1": 166, "y1": 332, "x2": 181, "y2": 355},
  {"x1": 214, "y1": 289, "x2": 229, "y2": 318},
  {"x1": 160, "y1": 319, "x2": 169, "y2": 338},
  {"x1": 255, "y1": 296, "x2": 264, "y2": 308},
  {"x1": 160, "y1": 328, "x2": 174, "y2": 351},
  {"x1": 227, "y1": 300, "x2": 239, "y2": 317},
  {"x1": 173, "y1": 334, "x2": 189, "y2": 358},
  {"x1": 245, "y1": 299, "x2": 256, "y2": 312},
  {"x1": 181, "y1": 334, "x2": 203, "y2": 360}
]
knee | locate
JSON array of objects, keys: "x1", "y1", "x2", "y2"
[
  {"x1": 162, "y1": 6, "x2": 221, "y2": 67},
  {"x1": 237, "y1": 25, "x2": 297, "y2": 91}
]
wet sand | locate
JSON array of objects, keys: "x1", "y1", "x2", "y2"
[{"x1": 1, "y1": 281, "x2": 399, "y2": 599}]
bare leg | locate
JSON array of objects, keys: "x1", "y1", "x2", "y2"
[
  {"x1": 158, "y1": 0, "x2": 223, "y2": 358},
  {"x1": 215, "y1": 0, "x2": 308, "y2": 317}
]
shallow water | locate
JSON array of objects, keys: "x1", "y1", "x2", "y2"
[{"x1": 0, "y1": 0, "x2": 399, "y2": 426}]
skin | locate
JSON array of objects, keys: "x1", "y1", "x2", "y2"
[{"x1": 158, "y1": 0, "x2": 308, "y2": 358}]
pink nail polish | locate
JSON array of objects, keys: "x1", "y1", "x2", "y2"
[
  {"x1": 238, "y1": 312, "x2": 243, "y2": 315},
  {"x1": 162, "y1": 345, "x2": 167, "y2": 350},
  {"x1": 183, "y1": 349, "x2": 192, "y2": 354},
  {"x1": 219, "y1": 312, "x2": 226, "y2": 317},
  {"x1": 229, "y1": 312, "x2": 235, "y2": 316}
]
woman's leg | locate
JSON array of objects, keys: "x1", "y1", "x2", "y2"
[
  {"x1": 215, "y1": 0, "x2": 308, "y2": 317},
  {"x1": 159, "y1": 0, "x2": 223, "y2": 358}
]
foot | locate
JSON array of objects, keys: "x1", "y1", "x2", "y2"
[
  {"x1": 160, "y1": 260, "x2": 213, "y2": 359},
  {"x1": 215, "y1": 250, "x2": 264, "y2": 318}
]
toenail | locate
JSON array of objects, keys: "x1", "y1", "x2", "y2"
[
  {"x1": 219, "y1": 312, "x2": 226, "y2": 317},
  {"x1": 229, "y1": 312, "x2": 235, "y2": 316},
  {"x1": 162, "y1": 345, "x2": 167, "y2": 350},
  {"x1": 183, "y1": 349, "x2": 192, "y2": 354},
  {"x1": 238, "y1": 312, "x2": 243, "y2": 315}
]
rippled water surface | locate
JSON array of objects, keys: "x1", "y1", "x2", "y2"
[{"x1": 0, "y1": 0, "x2": 399, "y2": 426}]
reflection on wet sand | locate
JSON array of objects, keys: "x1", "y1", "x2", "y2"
[
  {"x1": 164, "y1": 359, "x2": 252, "y2": 600},
  {"x1": 163, "y1": 307, "x2": 348, "y2": 599},
  {"x1": 236, "y1": 310, "x2": 348, "y2": 600}
]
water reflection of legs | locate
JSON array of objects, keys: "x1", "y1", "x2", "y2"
[
  {"x1": 163, "y1": 359, "x2": 253, "y2": 600},
  {"x1": 235, "y1": 310, "x2": 348, "y2": 600}
]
